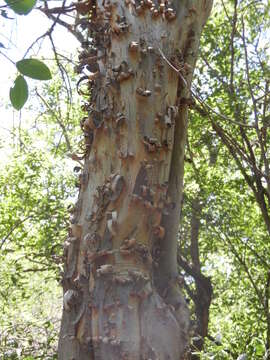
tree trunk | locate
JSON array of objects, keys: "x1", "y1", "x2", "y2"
[
  {"x1": 58, "y1": 1, "x2": 212, "y2": 359},
  {"x1": 178, "y1": 197, "x2": 213, "y2": 359}
]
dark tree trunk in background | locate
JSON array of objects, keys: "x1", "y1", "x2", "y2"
[{"x1": 58, "y1": 1, "x2": 212, "y2": 359}]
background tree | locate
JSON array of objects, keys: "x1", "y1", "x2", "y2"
[
  {"x1": 177, "y1": 0, "x2": 270, "y2": 358},
  {"x1": 0, "y1": 69, "x2": 81, "y2": 359}
]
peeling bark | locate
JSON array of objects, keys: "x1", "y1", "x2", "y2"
[{"x1": 58, "y1": 1, "x2": 212, "y2": 359}]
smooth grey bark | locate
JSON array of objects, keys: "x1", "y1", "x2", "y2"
[{"x1": 58, "y1": 1, "x2": 213, "y2": 359}]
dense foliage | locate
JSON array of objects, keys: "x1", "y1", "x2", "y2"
[
  {"x1": 0, "y1": 0, "x2": 269, "y2": 359},
  {"x1": 0, "y1": 71, "x2": 82, "y2": 358},
  {"x1": 179, "y1": 0, "x2": 270, "y2": 358}
]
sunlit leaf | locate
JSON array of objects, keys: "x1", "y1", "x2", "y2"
[
  {"x1": 16, "y1": 59, "x2": 52, "y2": 80},
  {"x1": 4, "y1": 0, "x2": 36, "y2": 15},
  {"x1": 10, "y1": 75, "x2": 28, "y2": 110}
]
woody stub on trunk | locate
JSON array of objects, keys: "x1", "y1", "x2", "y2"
[{"x1": 58, "y1": 0, "x2": 213, "y2": 359}]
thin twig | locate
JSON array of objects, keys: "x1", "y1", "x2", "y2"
[
  {"x1": 158, "y1": 47, "x2": 188, "y2": 87},
  {"x1": 159, "y1": 47, "x2": 255, "y2": 128},
  {"x1": 35, "y1": 89, "x2": 72, "y2": 152},
  {"x1": 0, "y1": 216, "x2": 32, "y2": 249},
  {"x1": 0, "y1": 50, "x2": 15, "y2": 65}
]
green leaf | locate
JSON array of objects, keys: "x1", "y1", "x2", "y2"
[
  {"x1": 4, "y1": 0, "x2": 36, "y2": 15},
  {"x1": 16, "y1": 59, "x2": 52, "y2": 80},
  {"x1": 10, "y1": 75, "x2": 28, "y2": 110}
]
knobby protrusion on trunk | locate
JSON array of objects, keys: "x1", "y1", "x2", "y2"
[{"x1": 58, "y1": 1, "x2": 213, "y2": 359}]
